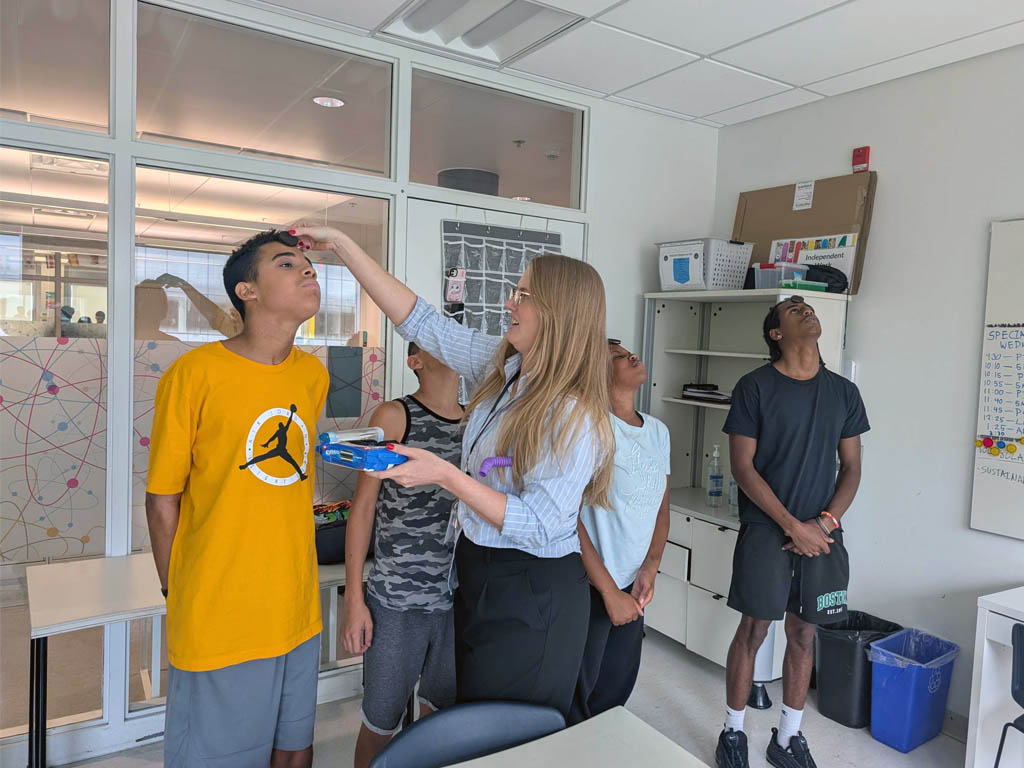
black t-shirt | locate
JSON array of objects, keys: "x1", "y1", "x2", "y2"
[{"x1": 723, "y1": 364, "x2": 870, "y2": 527}]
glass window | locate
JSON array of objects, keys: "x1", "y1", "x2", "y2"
[
  {"x1": 137, "y1": 3, "x2": 392, "y2": 176},
  {"x1": 128, "y1": 170, "x2": 389, "y2": 706},
  {"x1": 410, "y1": 70, "x2": 583, "y2": 208},
  {"x1": 0, "y1": 147, "x2": 109, "y2": 735},
  {"x1": 0, "y1": 0, "x2": 110, "y2": 132}
]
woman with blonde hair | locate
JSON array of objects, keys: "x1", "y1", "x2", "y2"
[{"x1": 293, "y1": 225, "x2": 613, "y2": 718}]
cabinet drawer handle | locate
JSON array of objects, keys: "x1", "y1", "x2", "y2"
[
  {"x1": 717, "y1": 526, "x2": 729, "y2": 532},
  {"x1": 712, "y1": 594, "x2": 725, "y2": 601}
]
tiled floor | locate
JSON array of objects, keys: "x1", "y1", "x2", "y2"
[{"x1": 70, "y1": 628, "x2": 966, "y2": 767}]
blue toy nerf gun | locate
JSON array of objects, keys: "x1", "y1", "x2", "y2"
[{"x1": 316, "y1": 427, "x2": 408, "y2": 471}]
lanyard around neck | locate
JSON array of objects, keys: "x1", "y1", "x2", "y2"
[{"x1": 468, "y1": 369, "x2": 521, "y2": 458}]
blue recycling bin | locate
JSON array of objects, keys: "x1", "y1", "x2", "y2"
[{"x1": 867, "y1": 629, "x2": 960, "y2": 752}]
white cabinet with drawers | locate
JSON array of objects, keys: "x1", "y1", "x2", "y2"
[{"x1": 643, "y1": 488, "x2": 786, "y2": 682}]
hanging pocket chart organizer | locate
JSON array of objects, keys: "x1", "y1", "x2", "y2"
[
  {"x1": 441, "y1": 220, "x2": 563, "y2": 402},
  {"x1": 971, "y1": 218, "x2": 1024, "y2": 541}
]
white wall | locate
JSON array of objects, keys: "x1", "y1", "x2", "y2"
[
  {"x1": 586, "y1": 102, "x2": 718, "y2": 351},
  {"x1": 713, "y1": 43, "x2": 1024, "y2": 718}
]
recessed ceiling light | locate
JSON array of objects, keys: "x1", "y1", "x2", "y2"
[
  {"x1": 512, "y1": 196, "x2": 531, "y2": 202},
  {"x1": 313, "y1": 96, "x2": 345, "y2": 108}
]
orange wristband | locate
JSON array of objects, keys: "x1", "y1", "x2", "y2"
[{"x1": 821, "y1": 511, "x2": 840, "y2": 532}]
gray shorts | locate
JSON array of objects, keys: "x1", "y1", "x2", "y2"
[
  {"x1": 164, "y1": 634, "x2": 320, "y2": 767},
  {"x1": 361, "y1": 595, "x2": 455, "y2": 735}
]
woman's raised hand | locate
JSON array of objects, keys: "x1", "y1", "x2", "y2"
[{"x1": 290, "y1": 225, "x2": 361, "y2": 261}]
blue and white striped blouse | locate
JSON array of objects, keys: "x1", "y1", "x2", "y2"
[{"x1": 396, "y1": 297, "x2": 599, "y2": 558}]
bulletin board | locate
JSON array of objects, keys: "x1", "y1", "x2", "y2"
[{"x1": 971, "y1": 217, "x2": 1024, "y2": 541}]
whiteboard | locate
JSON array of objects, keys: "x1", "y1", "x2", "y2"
[{"x1": 971, "y1": 218, "x2": 1024, "y2": 540}]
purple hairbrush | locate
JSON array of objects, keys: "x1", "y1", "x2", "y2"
[{"x1": 479, "y1": 456, "x2": 512, "y2": 477}]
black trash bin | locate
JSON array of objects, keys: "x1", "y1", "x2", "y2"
[{"x1": 815, "y1": 611, "x2": 903, "y2": 728}]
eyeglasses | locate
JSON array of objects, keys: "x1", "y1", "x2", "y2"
[{"x1": 508, "y1": 287, "x2": 532, "y2": 307}]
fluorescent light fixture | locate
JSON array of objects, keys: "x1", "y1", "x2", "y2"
[
  {"x1": 405, "y1": 0, "x2": 471, "y2": 33},
  {"x1": 512, "y1": 196, "x2": 531, "y2": 201},
  {"x1": 29, "y1": 154, "x2": 107, "y2": 177},
  {"x1": 33, "y1": 207, "x2": 95, "y2": 220},
  {"x1": 313, "y1": 96, "x2": 345, "y2": 108},
  {"x1": 463, "y1": 1, "x2": 541, "y2": 49}
]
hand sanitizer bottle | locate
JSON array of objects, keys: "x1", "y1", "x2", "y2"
[
  {"x1": 728, "y1": 477, "x2": 739, "y2": 511},
  {"x1": 707, "y1": 445, "x2": 724, "y2": 508}
]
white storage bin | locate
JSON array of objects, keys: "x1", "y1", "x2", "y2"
[{"x1": 658, "y1": 238, "x2": 753, "y2": 291}]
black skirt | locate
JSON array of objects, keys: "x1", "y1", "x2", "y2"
[{"x1": 453, "y1": 536, "x2": 590, "y2": 718}]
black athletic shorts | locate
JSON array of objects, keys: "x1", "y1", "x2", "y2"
[{"x1": 727, "y1": 523, "x2": 849, "y2": 625}]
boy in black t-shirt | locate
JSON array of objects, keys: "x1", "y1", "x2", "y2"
[{"x1": 715, "y1": 297, "x2": 869, "y2": 768}]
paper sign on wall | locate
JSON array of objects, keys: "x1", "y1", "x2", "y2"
[
  {"x1": 770, "y1": 233, "x2": 858, "y2": 283},
  {"x1": 793, "y1": 181, "x2": 815, "y2": 211}
]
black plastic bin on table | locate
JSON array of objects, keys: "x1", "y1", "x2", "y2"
[{"x1": 815, "y1": 611, "x2": 903, "y2": 728}]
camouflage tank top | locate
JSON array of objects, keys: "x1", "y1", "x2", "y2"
[{"x1": 366, "y1": 396, "x2": 462, "y2": 611}]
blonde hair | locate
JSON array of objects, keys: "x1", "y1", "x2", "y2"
[{"x1": 465, "y1": 255, "x2": 614, "y2": 508}]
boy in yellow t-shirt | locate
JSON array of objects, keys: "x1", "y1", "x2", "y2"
[{"x1": 146, "y1": 230, "x2": 328, "y2": 768}]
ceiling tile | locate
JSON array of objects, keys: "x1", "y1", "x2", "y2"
[
  {"x1": 705, "y1": 88, "x2": 822, "y2": 124},
  {"x1": 538, "y1": 0, "x2": 621, "y2": 17},
  {"x1": 606, "y1": 95, "x2": 695, "y2": 120},
  {"x1": 509, "y1": 22, "x2": 697, "y2": 94},
  {"x1": 716, "y1": 0, "x2": 1024, "y2": 85},
  {"x1": 599, "y1": 0, "x2": 845, "y2": 55},
  {"x1": 809, "y1": 20, "x2": 1024, "y2": 95},
  {"x1": 617, "y1": 59, "x2": 789, "y2": 116},
  {"x1": 264, "y1": 0, "x2": 409, "y2": 31}
]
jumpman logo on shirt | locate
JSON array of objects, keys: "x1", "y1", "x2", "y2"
[{"x1": 238, "y1": 403, "x2": 308, "y2": 481}]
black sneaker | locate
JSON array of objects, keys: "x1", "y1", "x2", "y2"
[
  {"x1": 715, "y1": 729, "x2": 749, "y2": 768},
  {"x1": 766, "y1": 728, "x2": 818, "y2": 768}
]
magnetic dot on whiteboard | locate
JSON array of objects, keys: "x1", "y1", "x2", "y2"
[
  {"x1": 990, "y1": 447, "x2": 1001, "y2": 456},
  {"x1": 982, "y1": 437, "x2": 994, "y2": 447},
  {"x1": 975, "y1": 439, "x2": 983, "y2": 448},
  {"x1": 1008, "y1": 444, "x2": 1018, "y2": 454},
  {"x1": 997, "y1": 440, "x2": 1006, "y2": 449}
]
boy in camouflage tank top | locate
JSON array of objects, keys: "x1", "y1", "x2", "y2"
[{"x1": 343, "y1": 342, "x2": 463, "y2": 768}]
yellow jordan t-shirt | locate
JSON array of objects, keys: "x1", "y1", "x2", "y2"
[{"x1": 147, "y1": 342, "x2": 328, "y2": 672}]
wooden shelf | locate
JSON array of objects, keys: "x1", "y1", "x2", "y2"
[
  {"x1": 645, "y1": 288, "x2": 851, "y2": 304},
  {"x1": 662, "y1": 397, "x2": 731, "y2": 411},
  {"x1": 664, "y1": 349, "x2": 768, "y2": 360}
]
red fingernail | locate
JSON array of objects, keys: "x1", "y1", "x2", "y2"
[
  {"x1": 386, "y1": 443, "x2": 395, "y2": 449},
  {"x1": 288, "y1": 229, "x2": 296, "y2": 235}
]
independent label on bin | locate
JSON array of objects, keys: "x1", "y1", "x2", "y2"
[{"x1": 927, "y1": 671, "x2": 942, "y2": 694}]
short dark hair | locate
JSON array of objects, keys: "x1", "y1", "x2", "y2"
[
  {"x1": 763, "y1": 302, "x2": 785, "y2": 363},
  {"x1": 408, "y1": 342, "x2": 422, "y2": 378},
  {"x1": 223, "y1": 230, "x2": 298, "y2": 319}
]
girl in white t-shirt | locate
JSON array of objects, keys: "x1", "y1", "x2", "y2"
[{"x1": 570, "y1": 341, "x2": 671, "y2": 724}]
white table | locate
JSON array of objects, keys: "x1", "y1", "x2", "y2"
[
  {"x1": 448, "y1": 707, "x2": 710, "y2": 767},
  {"x1": 25, "y1": 554, "x2": 364, "y2": 767},
  {"x1": 966, "y1": 586, "x2": 1024, "y2": 768}
]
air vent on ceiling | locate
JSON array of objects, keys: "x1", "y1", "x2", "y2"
[{"x1": 382, "y1": 0, "x2": 580, "y2": 66}]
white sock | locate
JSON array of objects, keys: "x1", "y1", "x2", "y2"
[
  {"x1": 777, "y1": 704, "x2": 803, "y2": 747},
  {"x1": 724, "y1": 705, "x2": 745, "y2": 733}
]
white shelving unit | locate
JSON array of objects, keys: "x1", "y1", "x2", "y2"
[
  {"x1": 640, "y1": 288, "x2": 851, "y2": 684},
  {"x1": 665, "y1": 349, "x2": 770, "y2": 360},
  {"x1": 661, "y1": 397, "x2": 732, "y2": 411}
]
